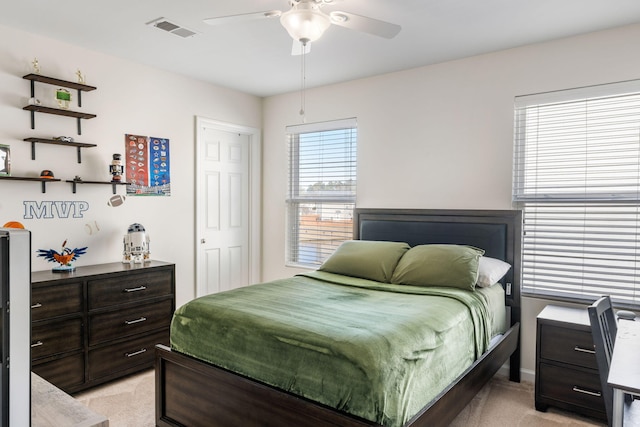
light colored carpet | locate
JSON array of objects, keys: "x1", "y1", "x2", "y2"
[
  {"x1": 74, "y1": 370, "x2": 605, "y2": 427},
  {"x1": 450, "y1": 375, "x2": 604, "y2": 427},
  {"x1": 74, "y1": 370, "x2": 155, "y2": 427}
]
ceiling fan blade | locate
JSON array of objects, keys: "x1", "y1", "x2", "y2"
[
  {"x1": 204, "y1": 10, "x2": 282, "y2": 26},
  {"x1": 291, "y1": 40, "x2": 311, "y2": 56},
  {"x1": 329, "y1": 11, "x2": 401, "y2": 39}
]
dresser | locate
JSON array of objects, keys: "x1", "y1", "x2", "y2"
[
  {"x1": 31, "y1": 261, "x2": 175, "y2": 393},
  {"x1": 535, "y1": 304, "x2": 606, "y2": 421}
]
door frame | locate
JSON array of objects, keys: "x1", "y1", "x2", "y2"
[{"x1": 195, "y1": 116, "x2": 261, "y2": 297}]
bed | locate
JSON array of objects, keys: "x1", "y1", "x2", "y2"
[{"x1": 155, "y1": 208, "x2": 522, "y2": 427}]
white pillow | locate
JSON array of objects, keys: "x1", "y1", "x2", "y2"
[{"x1": 476, "y1": 256, "x2": 511, "y2": 287}]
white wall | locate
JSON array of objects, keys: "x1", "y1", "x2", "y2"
[
  {"x1": 0, "y1": 25, "x2": 262, "y2": 308},
  {"x1": 261, "y1": 23, "x2": 640, "y2": 377},
  {"x1": 5, "y1": 20, "x2": 640, "y2": 380}
]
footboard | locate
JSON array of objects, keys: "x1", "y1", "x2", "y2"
[
  {"x1": 155, "y1": 322, "x2": 519, "y2": 427},
  {"x1": 155, "y1": 344, "x2": 375, "y2": 427}
]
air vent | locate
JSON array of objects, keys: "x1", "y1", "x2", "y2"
[{"x1": 147, "y1": 17, "x2": 197, "y2": 38}]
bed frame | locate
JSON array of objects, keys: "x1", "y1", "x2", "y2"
[{"x1": 156, "y1": 208, "x2": 522, "y2": 427}]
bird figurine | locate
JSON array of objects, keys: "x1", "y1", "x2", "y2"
[{"x1": 37, "y1": 239, "x2": 88, "y2": 272}]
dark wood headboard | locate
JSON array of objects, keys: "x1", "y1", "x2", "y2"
[{"x1": 353, "y1": 208, "x2": 522, "y2": 316}]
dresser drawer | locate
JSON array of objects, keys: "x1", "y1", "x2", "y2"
[
  {"x1": 31, "y1": 282, "x2": 83, "y2": 320},
  {"x1": 31, "y1": 318, "x2": 83, "y2": 360},
  {"x1": 88, "y1": 329, "x2": 169, "y2": 380},
  {"x1": 88, "y1": 298, "x2": 173, "y2": 346},
  {"x1": 88, "y1": 269, "x2": 173, "y2": 310},
  {"x1": 539, "y1": 324, "x2": 597, "y2": 369},
  {"x1": 32, "y1": 353, "x2": 85, "y2": 392},
  {"x1": 538, "y1": 362, "x2": 605, "y2": 413}
]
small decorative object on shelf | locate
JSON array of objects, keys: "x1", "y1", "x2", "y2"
[
  {"x1": 28, "y1": 97, "x2": 41, "y2": 106},
  {"x1": 56, "y1": 88, "x2": 71, "y2": 109},
  {"x1": 122, "y1": 223, "x2": 150, "y2": 264},
  {"x1": 0, "y1": 144, "x2": 10, "y2": 176},
  {"x1": 76, "y1": 69, "x2": 85, "y2": 84},
  {"x1": 53, "y1": 136, "x2": 74, "y2": 143},
  {"x1": 32, "y1": 58, "x2": 40, "y2": 74},
  {"x1": 110, "y1": 153, "x2": 124, "y2": 182},
  {"x1": 37, "y1": 239, "x2": 88, "y2": 272},
  {"x1": 39, "y1": 170, "x2": 55, "y2": 179}
]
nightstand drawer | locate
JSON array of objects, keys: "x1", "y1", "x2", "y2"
[
  {"x1": 88, "y1": 329, "x2": 169, "y2": 380},
  {"x1": 539, "y1": 324, "x2": 597, "y2": 369},
  {"x1": 88, "y1": 298, "x2": 173, "y2": 345},
  {"x1": 31, "y1": 318, "x2": 83, "y2": 360},
  {"x1": 88, "y1": 269, "x2": 172, "y2": 309},
  {"x1": 31, "y1": 282, "x2": 83, "y2": 320},
  {"x1": 538, "y1": 363, "x2": 605, "y2": 412}
]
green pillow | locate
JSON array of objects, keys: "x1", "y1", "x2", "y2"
[
  {"x1": 390, "y1": 244, "x2": 485, "y2": 291},
  {"x1": 319, "y1": 240, "x2": 411, "y2": 283}
]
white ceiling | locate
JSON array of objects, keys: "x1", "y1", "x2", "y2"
[{"x1": 2, "y1": 1, "x2": 640, "y2": 97}]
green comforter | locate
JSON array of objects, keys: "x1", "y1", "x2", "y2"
[{"x1": 170, "y1": 271, "x2": 505, "y2": 427}]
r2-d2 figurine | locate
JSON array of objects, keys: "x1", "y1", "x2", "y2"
[{"x1": 122, "y1": 223, "x2": 150, "y2": 264}]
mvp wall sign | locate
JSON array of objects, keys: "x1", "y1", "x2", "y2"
[{"x1": 23, "y1": 201, "x2": 90, "y2": 219}]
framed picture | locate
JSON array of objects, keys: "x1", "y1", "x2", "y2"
[
  {"x1": 56, "y1": 88, "x2": 71, "y2": 109},
  {"x1": 0, "y1": 144, "x2": 10, "y2": 176}
]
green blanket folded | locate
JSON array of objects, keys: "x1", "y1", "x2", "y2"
[{"x1": 171, "y1": 271, "x2": 504, "y2": 426}]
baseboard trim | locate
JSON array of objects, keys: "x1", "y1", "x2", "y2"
[{"x1": 497, "y1": 365, "x2": 535, "y2": 384}]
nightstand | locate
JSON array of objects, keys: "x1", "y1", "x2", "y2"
[{"x1": 535, "y1": 305, "x2": 606, "y2": 421}]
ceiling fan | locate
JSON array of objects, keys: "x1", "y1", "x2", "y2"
[{"x1": 204, "y1": 0, "x2": 401, "y2": 55}]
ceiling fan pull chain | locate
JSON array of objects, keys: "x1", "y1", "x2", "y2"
[{"x1": 300, "y1": 43, "x2": 306, "y2": 122}]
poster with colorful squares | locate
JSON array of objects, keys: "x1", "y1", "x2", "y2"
[
  {"x1": 150, "y1": 137, "x2": 170, "y2": 193},
  {"x1": 125, "y1": 134, "x2": 171, "y2": 196}
]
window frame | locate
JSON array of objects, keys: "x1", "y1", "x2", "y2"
[
  {"x1": 513, "y1": 80, "x2": 640, "y2": 309},
  {"x1": 285, "y1": 118, "x2": 357, "y2": 268}
]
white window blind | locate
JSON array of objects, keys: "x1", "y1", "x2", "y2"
[
  {"x1": 513, "y1": 80, "x2": 640, "y2": 308},
  {"x1": 286, "y1": 118, "x2": 357, "y2": 267}
]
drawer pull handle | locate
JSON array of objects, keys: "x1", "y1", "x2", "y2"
[
  {"x1": 31, "y1": 340, "x2": 43, "y2": 348},
  {"x1": 574, "y1": 346, "x2": 595, "y2": 354},
  {"x1": 124, "y1": 317, "x2": 147, "y2": 325},
  {"x1": 125, "y1": 348, "x2": 147, "y2": 358},
  {"x1": 31, "y1": 303, "x2": 42, "y2": 309},
  {"x1": 572, "y1": 386, "x2": 601, "y2": 397},
  {"x1": 124, "y1": 286, "x2": 147, "y2": 293}
]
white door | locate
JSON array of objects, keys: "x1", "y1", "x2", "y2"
[{"x1": 196, "y1": 118, "x2": 261, "y2": 296}]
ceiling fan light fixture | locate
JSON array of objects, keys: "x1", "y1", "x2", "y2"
[{"x1": 280, "y1": 3, "x2": 331, "y2": 44}]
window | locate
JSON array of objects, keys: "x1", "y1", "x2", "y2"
[
  {"x1": 286, "y1": 118, "x2": 357, "y2": 268},
  {"x1": 513, "y1": 80, "x2": 640, "y2": 308}
]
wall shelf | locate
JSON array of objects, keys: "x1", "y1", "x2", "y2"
[
  {"x1": 23, "y1": 73, "x2": 96, "y2": 106},
  {"x1": 23, "y1": 74, "x2": 97, "y2": 135},
  {"x1": 0, "y1": 176, "x2": 129, "y2": 194},
  {"x1": 9, "y1": 73, "x2": 103, "y2": 194},
  {"x1": 23, "y1": 138, "x2": 97, "y2": 163},
  {"x1": 0, "y1": 176, "x2": 60, "y2": 193},
  {"x1": 22, "y1": 105, "x2": 96, "y2": 135},
  {"x1": 66, "y1": 180, "x2": 130, "y2": 194}
]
